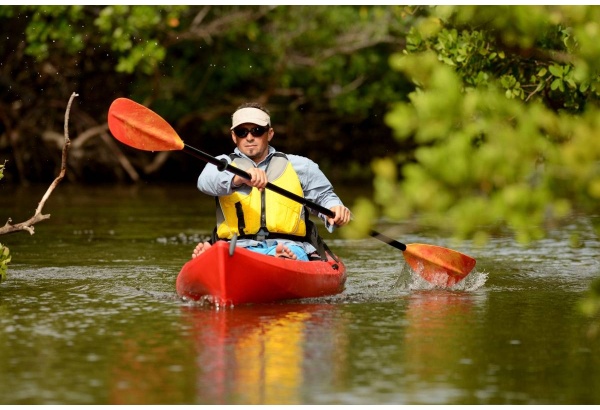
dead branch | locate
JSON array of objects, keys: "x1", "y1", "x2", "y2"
[
  {"x1": 143, "y1": 151, "x2": 171, "y2": 175},
  {"x1": 41, "y1": 122, "x2": 139, "y2": 182},
  {"x1": 71, "y1": 123, "x2": 109, "y2": 150},
  {"x1": 170, "y1": 6, "x2": 275, "y2": 45},
  {"x1": 0, "y1": 92, "x2": 77, "y2": 236},
  {"x1": 99, "y1": 130, "x2": 140, "y2": 182}
]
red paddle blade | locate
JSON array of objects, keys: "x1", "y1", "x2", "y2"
[
  {"x1": 107, "y1": 98, "x2": 184, "y2": 151},
  {"x1": 403, "y1": 243, "x2": 476, "y2": 287}
]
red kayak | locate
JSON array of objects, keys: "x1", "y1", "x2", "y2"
[{"x1": 176, "y1": 241, "x2": 347, "y2": 305}]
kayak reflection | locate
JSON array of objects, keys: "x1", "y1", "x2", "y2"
[{"x1": 182, "y1": 303, "x2": 348, "y2": 404}]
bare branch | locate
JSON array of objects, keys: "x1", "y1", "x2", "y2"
[
  {"x1": 190, "y1": 5, "x2": 211, "y2": 31},
  {"x1": 171, "y1": 6, "x2": 275, "y2": 45},
  {"x1": 0, "y1": 92, "x2": 77, "y2": 236},
  {"x1": 143, "y1": 151, "x2": 171, "y2": 175},
  {"x1": 99, "y1": 130, "x2": 140, "y2": 182},
  {"x1": 71, "y1": 123, "x2": 109, "y2": 150}
]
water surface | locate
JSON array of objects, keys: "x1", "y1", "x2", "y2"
[{"x1": 0, "y1": 184, "x2": 598, "y2": 404}]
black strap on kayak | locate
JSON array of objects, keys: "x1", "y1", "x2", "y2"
[{"x1": 305, "y1": 218, "x2": 339, "y2": 263}]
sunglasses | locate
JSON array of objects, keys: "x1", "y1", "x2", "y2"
[{"x1": 233, "y1": 126, "x2": 269, "y2": 138}]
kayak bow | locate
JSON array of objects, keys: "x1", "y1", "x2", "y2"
[{"x1": 176, "y1": 241, "x2": 347, "y2": 305}]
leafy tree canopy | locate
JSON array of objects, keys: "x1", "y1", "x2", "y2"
[
  {"x1": 346, "y1": 5, "x2": 600, "y2": 245},
  {"x1": 0, "y1": 5, "x2": 410, "y2": 184},
  {"x1": 0, "y1": 5, "x2": 599, "y2": 246}
]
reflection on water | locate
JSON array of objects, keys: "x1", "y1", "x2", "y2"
[
  {"x1": 0, "y1": 184, "x2": 599, "y2": 404},
  {"x1": 402, "y1": 291, "x2": 480, "y2": 403},
  {"x1": 181, "y1": 304, "x2": 347, "y2": 404}
]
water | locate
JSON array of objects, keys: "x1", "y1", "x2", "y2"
[{"x1": 0, "y1": 183, "x2": 599, "y2": 404}]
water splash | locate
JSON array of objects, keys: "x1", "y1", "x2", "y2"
[{"x1": 393, "y1": 261, "x2": 487, "y2": 292}]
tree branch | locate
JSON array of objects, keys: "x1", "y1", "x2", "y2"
[
  {"x1": 0, "y1": 92, "x2": 77, "y2": 236},
  {"x1": 99, "y1": 130, "x2": 140, "y2": 182}
]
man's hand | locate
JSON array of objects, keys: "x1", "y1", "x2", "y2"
[
  {"x1": 327, "y1": 205, "x2": 351, "y2": 227},
  {"x1": 233, "y1": 168, "x2": 268, "y2": 190}
]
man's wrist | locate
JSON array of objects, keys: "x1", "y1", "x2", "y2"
[{"x1": 231, "y1": 178, "x2": 242, "y2": 188}]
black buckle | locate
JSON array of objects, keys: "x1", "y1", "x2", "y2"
[{"x1": 256, "y1": 228, "x2": 269, "y2": 242}]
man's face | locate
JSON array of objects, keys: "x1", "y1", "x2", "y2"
[{"x1": 231, "y1": 123, "x2": 274, "y2": 162}]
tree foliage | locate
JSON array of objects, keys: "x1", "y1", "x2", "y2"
[
  {"x1": 0, "y1": 5, "x2": 410, "y2": 184},
  {"x1": 1, "y1": 5, "x2": 599, "y2": 248},
  {"x1": 0, "y1": 242, "x2": 9, "y2": 283},
  {"x1": 579, "y1": 277, "x2": 600, "y2": 337},
  {"x1": 346, "y1": 5, "x2": 600, "y2": 245}
]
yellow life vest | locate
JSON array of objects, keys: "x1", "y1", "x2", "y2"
[{"x1": 215, "y1": 153, "x2": 307, "y2": 240}]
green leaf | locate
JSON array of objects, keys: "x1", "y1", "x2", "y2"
[
  {"x1": 0, "y1": 243, "x2": 10, "y2": 283},
  {"x1": 551, "y1": 78, "x2": 562, "y2": 90},
  {"x1": 548, "y1": 64, "x2": 563, "y2": 77}
]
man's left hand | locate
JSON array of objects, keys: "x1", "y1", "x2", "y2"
[{"x1": 328, "y1": 205, "x2": 351, "y2": 227}]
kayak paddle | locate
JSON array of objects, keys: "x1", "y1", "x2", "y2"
[{"x1": 107, "y1": 98, "x2": 476, "y2": 287}]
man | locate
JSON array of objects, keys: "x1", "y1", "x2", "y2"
[{"x1": 192, "y1": 102, "x2": 351, "y2": 261}]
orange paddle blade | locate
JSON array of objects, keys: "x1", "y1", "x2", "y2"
[
  {"x1": 403, "y1": 243, "x2": 476, "y2": 287},
  {"x1": 107, "y1": 98, "x2": 184, "y2": 151}
]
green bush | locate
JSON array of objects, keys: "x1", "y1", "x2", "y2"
[{"x1": 0, "y1": 243, "x2": 10, "y2": 283}]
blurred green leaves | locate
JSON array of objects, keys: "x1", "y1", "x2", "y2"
[
  {"x1": 21, "y1": 5, "x2": 86, "y2": 59},
  {"x1": 94, "y1": 5, "x2": 184, "y2": 74},
  {"x1": 13, "y1": 5, "x2": 187, "y2": 75},
  {"x1": 0, "y1": 243, "x2": 10, "y2": 283},
  {"x1": 377, "y1": 5, "x2": 600, "y2": 245},
  {"x1": 579, "y1": 277, "x2": 600, "y2": 338}
]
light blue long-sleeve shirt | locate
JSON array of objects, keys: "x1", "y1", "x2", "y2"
[{"x1": 197, "y1": 146, "x2": 344, "y2": 254}]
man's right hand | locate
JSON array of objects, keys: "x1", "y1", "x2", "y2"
[{"x1": 233, "y1": 168, "x2": 268, "y2": 191}]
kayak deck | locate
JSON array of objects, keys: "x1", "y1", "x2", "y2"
[{"x1": 176, "y1": 241, "x2": 346, "y2": 305}]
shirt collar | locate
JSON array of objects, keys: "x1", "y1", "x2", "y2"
[{"x1": 233, "y1": 146, "x2": 276, "y2": 166}]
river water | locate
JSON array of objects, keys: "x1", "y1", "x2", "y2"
[{"x1": 0, "y1": 183, "x2": 598, "y2": 404}]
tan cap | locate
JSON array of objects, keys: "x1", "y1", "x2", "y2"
[{"x1": 231, "y1": 107, "x2": 271, "y2": 130}]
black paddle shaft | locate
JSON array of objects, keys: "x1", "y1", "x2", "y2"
[{"x1": 182, "y1": 144, "x2": 408, "y2": 252}]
